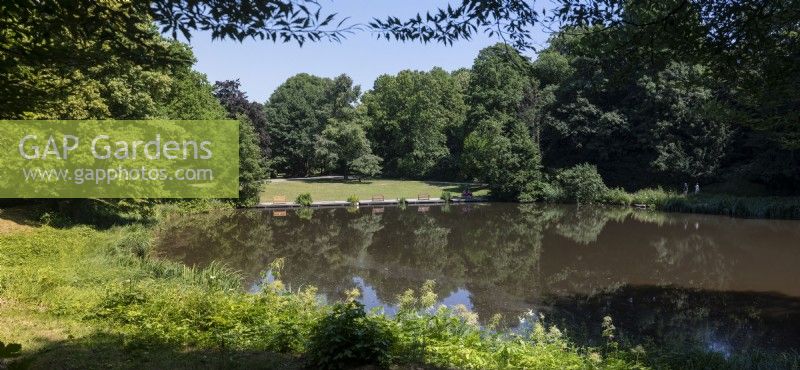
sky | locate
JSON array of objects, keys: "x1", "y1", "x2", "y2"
[{"x1": 183, "y1": 1, "x2": 550, "y2": 103}]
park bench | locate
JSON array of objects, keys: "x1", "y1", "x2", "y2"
[
  {"x1": 372, "y1": 194, "x2": 385, "y2": 202},
  {"x1": 418, "y1": 193, "x2": 430, "y2": 200},
  {"x1": 273, "y1": 195, "x2": 287, "y2": 204}
]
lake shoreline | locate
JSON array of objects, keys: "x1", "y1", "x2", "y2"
[{"x1": 260, "y1": 178, "x2": 800, "y2": 220}]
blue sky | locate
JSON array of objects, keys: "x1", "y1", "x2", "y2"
[{"x1": 183, "y1": 1, "x2": 549, "y2": 102}]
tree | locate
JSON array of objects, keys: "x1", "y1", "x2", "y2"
[
  {"x1": 4, "y1": 0, "x2": 798, "y2": 193},
  {"x1": 314, "y1": 118, "x2": 381, "y2": 180},
  {"x1": 362, "y1": 68, "x2": 467, "y2": 178},
  {"x1": 237, "y1": 116, "x2": 268, "y2": 206},
  {"x1": 462, "y1": 44, "x2": 543, "y2": 200},
  {"x1": 264, "y1": 73, "x2": 359, "y2": 176},
  {"x1": 156, "y1": 69, "x2": 228, "y2": 120},
  {"x1": 534, "y1": 26, "x2": 737, "y2": 188},
  {"x1": 641, "y1": 63, "x2": 731, "y2": 180},
  {"x1": 463, "y1": 116, "x2": 542, "y2": 201},
  {"x1": 213, "y1": 80, "x2": 271, "y2": 172},
  {"x1": 349, "y1": 154, "x2": 383, "y2": 181}
]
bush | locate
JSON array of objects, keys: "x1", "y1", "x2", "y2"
[
  {"x1": 603, "y1": 187, "x2": 633, "y2": 206},
  {"x1": 631, "y1": 187, "x2": 672, "y2": 207},
  {"x1": 557, "y1": 164, "x2": 608, "y2": 204},
  {"x1": 440, "y1": 191, "x2": 452, "y2": 202},
  {"x1": 346, "y1": 195, "x2": 359, "y2": 205},
  {"x1": 532, "y1": 181, "x2": 564, "y2": 203},
  {"x1": 296, "y1": 193, "x2": 313, "y2": 207},
  {"x1": 307, "y1": 301, "x2": 395, "y2": 370}
]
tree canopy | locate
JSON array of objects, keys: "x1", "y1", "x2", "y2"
[
  {"x1": 263, "y1": 73, "x2": 360, "y2": 176},
  {"x1": 362, "y1": 68, "x2": 467, "y2": 179},
  {"x1": 2, "y1": 0, "x2": 799, "y2": 200},
  {"x1": 314, "y1": 118, "x2": 381, "y2": 180}
]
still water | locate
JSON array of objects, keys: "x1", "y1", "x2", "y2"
[{"x1": 156, "y1": 203, "x2": 800, "y2": 355}]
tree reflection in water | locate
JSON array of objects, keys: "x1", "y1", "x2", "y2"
[{"x1": 156, "y1": 203, "x2": 800, "y2": 354}]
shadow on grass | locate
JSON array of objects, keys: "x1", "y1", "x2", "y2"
[
  {"x1": 0, "y1": 204, "x2": 46, "y2": 229},
  {"x1": 7, "y1": 332, "x2": 447, "y2": 370},
  {"x1": 7, "y1": 332, "x2": 305, "y2": 370},
  {"x1": 430, "y1": 183, "x2": 489, "y2": 194},
  {"x1": 290, "y1": 178, "x2": 374, "y2": 185}
]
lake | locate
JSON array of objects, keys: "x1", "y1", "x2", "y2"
[{"x1": 156, "y1": 203, "x2": 800, "y2": 356}]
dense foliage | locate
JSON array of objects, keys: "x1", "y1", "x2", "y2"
[
  {"x1": 556, "y1": 164, "x2": 609, "y2": 204},
  {"x1": 3, "y1": 1, "x2": 800, "y2": 368},
  {"x1": 1, "y1": 2, "x2": 265, "y2": 215},
  {"x1": 263, "y1": 74, "x2": 361, "y2": 176},
  {"x1": 314, "y1": 118, "x2": 381, "y2": 180},
  {"x1": 213, "y1": 79, "x2": 271, "y2": 169},
  {"x1": 462, "y1": 44, "x2": 543, "y2": 200},
  {"x1": 257, "y1": 0, "x2": 799, "y2": 198},
  {"x1": 362, "y1": 68, "x2": 468, "y2": 178}
]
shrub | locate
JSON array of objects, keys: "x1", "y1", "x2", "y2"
[
  {"x1": 296, "y1": 193, "x2": 313, "y2": 207},
  {"x1": 557, "y1": 164, "x2": 608, "y2": 204},
  {"x1": 603, "y1": 187, "x2": 633, "y2": 206},
  {"x1": 346, "y1": 195, "x2": 359, "y2": 205},
  {"x1": 440, "y1": 191, "x2": 452, "y2": 202},
  {"x1": 631, "y1": 187, "x2": 672, "y2": 207},
  {"x1": 533, "y1": 181, "x2": 564, "y2": 203},
  {"x1": 307, "y1": 301, "x2": 395, "y2": 369}
]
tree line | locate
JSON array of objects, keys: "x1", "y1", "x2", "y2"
[
  {"x1": 257, "y1": 18, "x2": 798, "y2": 200},
  {"x1": 3, "y1": 1, "x2": 797, "y2": 206}
]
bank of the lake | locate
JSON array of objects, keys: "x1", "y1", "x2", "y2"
[
  {"x1": 4, "y1": 202, "x2": 800, "y2": 369},
  {"x1": 261, "y1": 178, "x2": 800, "y2": 220},
  {"x1": 0, "y1": 205, "x2": 648, "y2": 370}
]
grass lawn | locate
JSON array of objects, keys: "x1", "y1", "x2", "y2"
[{"x1": 260, "y1": 178, "x2": 488, "y2": 203}]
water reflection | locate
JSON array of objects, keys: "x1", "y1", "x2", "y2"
[{"x1": 156, "y1": 204, "x2": 800, "y2": 354}]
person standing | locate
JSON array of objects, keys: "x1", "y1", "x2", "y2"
[
  {"x1": 694, "y1": 182, "x2": 700, "y2": 194},
  {"x1": 683, "y1": 182, "x2": 689, "y2": 195}
]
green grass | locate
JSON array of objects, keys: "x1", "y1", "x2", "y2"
[{"x1": 260, "y1": 178, "x2": 488, "y2": 203}]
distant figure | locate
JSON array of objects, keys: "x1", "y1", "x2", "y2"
[
  {"x1": 462, "y1": 188, "x2": 473, "y2": 198},
  {"x1": 694, "y1": 182, "x2": 700, "y2": 194},
  {"x1": 683, "y1": 182, "x2": 689, "y2": 195}
]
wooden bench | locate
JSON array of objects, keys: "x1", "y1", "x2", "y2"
[
  {"x1": 372, "y1": 194, "x2": 385, "y2": 202},
  {"x1": 273, "y1": 195, "x2": 287, "y2": 204},
  {"x1": 418, "y1": 193, "x2": 430, "y2": 200}
]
